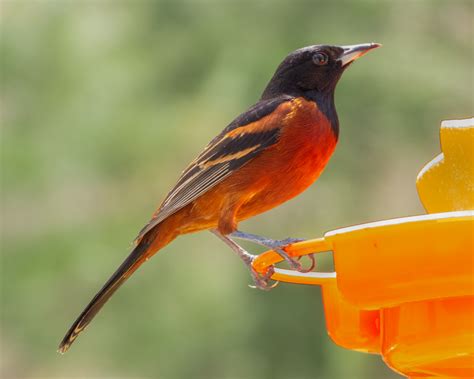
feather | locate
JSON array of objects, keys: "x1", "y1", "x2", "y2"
[{"x1": 135, "y1": 96, "x2": 294, "y2": 242}]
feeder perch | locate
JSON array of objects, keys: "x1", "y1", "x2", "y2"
[{"x1": 253, "y1": 117, "x2": 474, "y2": 378}]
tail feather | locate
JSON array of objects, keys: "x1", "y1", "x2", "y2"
[{"x1": 58, "y1": 240, "x2": 151, "y2": 354}]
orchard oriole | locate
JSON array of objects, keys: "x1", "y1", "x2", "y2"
[{"x1": 59, "y1": 42, "x2": 380, "y2": 353}]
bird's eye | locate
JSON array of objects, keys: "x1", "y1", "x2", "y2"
[{"x1": 312, "y1": 52, "x2": 329, "y2": 66}]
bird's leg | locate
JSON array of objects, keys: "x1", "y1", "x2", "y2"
[
  {"x1": 230, "y1": 230, "x2": 314, "y2": 273},
  {"x1": 211, "y1": 230, "x2": 278, "y2": 291},
  {"x1": 230, "y1": 230, "x2": 305, "y2": 248}
]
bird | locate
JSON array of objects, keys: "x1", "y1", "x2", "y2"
[{"x1": 58, "y1": 42, "x2": 380, "y2": 353}]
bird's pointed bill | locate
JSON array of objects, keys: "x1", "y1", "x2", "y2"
[{"x1": 338, "y1": 43, "x2": 381, "y2": 66}]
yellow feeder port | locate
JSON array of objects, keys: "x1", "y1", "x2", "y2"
[{"x1": 253, "y1": 117, "x2": 474, "y2": 378}]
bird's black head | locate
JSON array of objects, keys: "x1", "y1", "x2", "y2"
[{"x1": 261, "y1": 43, "x2": 381, "y2": 100}]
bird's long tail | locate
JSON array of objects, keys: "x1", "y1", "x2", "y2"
[{"x1": 58, "y1": 236, "x2": 157, "y2": 354}]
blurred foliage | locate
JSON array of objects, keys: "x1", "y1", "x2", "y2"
[{"x1": 1, "y1": 0, "x2": 472, "y2": 378}]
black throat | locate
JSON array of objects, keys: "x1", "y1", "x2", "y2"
[{"x1": 303, "y1": 89, "x2": 339, "y2": 138}]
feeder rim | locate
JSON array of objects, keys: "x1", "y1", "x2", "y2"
[
  {"x1": 441, "y1": 117, "x2": 474, "y2": 129},
  {"x1": 325, "y1": 210, "x2": 473, "y2": 237}
]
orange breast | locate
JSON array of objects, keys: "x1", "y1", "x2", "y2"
[
  {"x1": 170, "y1": 97, "x2": 338, "y2": 235},
  {"x1": 234, "y1": 97, "x2": 338, "y2": 220}
]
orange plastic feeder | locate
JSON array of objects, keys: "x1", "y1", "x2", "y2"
[{"x1": 253, "y1": 118, "x2": 474, "y2": 378}]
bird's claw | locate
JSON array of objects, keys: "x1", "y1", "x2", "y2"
[
  {"x1": 257, "y1": 237, "x2": 307, "y2": 272},
  {"x1": 243, "y1": 236, "x2": 310, "y2": 290},
  {"x1": 274, "y1": 248, "x2": 304, "y2": 271},
  {"x1": 297, "y1": 253, "x2": 316, "y2": 273},
  {"x1": 249, "y1": 265, "x2": 279, "y2": 291},
  {"x1": 274, "y1": 245, "x2": 315, "y2": 273}
]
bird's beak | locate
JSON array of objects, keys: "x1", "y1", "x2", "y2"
[{"x1": 338, "y1": 43, "x2": 381, "y2": 67}]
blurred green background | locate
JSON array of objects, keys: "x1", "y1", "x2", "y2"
[{"x1": 1, "y1": 0, "x2": 472, "y2": 378}]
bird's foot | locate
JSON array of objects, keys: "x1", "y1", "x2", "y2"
[
  {"x1": 214, "y1": 230, "x2": 311, "y2": 288},
  {"x1": 248, "y1": 264, "x2": 279, "y2": 291},
  {"x1": 262, "y1": 239, "x2": 315, "y2": 273}
]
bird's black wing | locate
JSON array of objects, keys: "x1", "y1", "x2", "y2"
[{"x1": 135, "y1": 95, "x2": 294, "y2": 241}]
